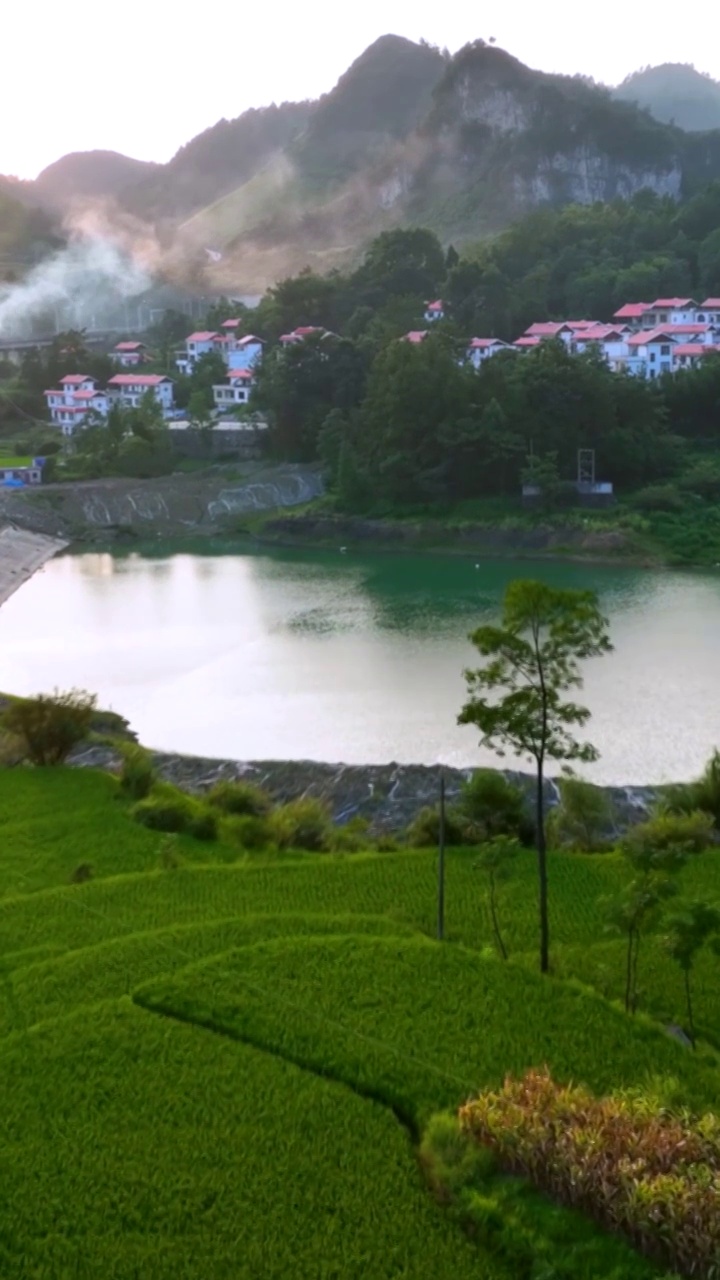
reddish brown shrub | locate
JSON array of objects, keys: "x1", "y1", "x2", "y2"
[{"x1": 459, "y1": 1067, "x2": 720, "y2": 1278}]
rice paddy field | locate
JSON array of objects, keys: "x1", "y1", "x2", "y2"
[{"x1": 2, "y1": 766, "x2": 720, "y2": 1278}]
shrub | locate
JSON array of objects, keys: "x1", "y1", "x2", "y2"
[
  {"x1": 186, "y1": 810, "x2": 218, "y2": 842},
  {"x1": 119, "y1": 745, "x2": 154, "y2": 800},
  {"x1": 546, "y1": 777, "x2": 614, "y2": 851},
  {"x1": 631, "y1": 484, "x2": 684, "y2": 513},
  {"x1": 131, "y1": 795, "x2": 194, "y2": 834},
  {"x1": 222, "y1": 814, "x2": 273, "y2": 851},
  {"x1": 621, "y1": 808, "x2": 715, "y2": 859},
  {"x1": 269, "y1": 797, "x2": 333, "y2": 851},
  {"x1": 207, "y1": 779, "x2": 272, "y2": 817},
  {"x1": 460, "y1": 1067, "x2": 720, "y2": 1279},
  {"x1": 158, "y1": 837, "x2": 182, "y2": 870},
  {"x1": 457, "y1": 770, "x2": 529, "y2": 843},
  {"x1": 404, "y1": 804, "x2": 467, "y2": 848},
  {"x1": 664, "y1": 749, "x2": 720, "y2": 829},
  {"x1": 2, "y1": 689, "x2": 96, "y2": 765},
  {"x1": 70, "y1": 863, "x2": 94, "y2": 884}
]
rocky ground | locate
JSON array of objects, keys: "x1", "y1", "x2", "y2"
[
  {"x1": 0, "y1": 465, "x2": 323, "y2": 543},
  {"x1": 70, "y1": 744, "x2": 657, "y2": 834},
  {"x1": 0, "y1": 526, "x2": 68, "y2": 606}
]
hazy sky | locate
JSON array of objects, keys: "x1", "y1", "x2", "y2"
[{"x1": 5, "y1": 0, "x2": 719, "y2": 178}]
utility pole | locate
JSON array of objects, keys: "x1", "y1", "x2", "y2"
[{"x1": 437, "y1": 769, "x2": 446, "y2": 941}]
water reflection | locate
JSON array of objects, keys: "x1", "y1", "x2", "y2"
[{"x1": 0, "y1": 545, "x2": 718, "y2": 783}]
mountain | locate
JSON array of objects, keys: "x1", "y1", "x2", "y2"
[
  {"x1": 182, "y1": 41, "x2": 720, "y2": 288},
  {"x1": 615, "y1": 64, "x2": 720, "y2": 132},
  {"x1": 8, "y1": 40, "x2": 720, "y2": 293},
  {"x1": 122, "y1": 102, "x2": 312, "y2": 223},
  {"x1": 34, "y1": 150, "x2": 159, "y2": 210}
]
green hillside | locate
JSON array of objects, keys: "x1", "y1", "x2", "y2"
[{"x1": 2, "y1": 764, "x2": 720, "y2": 1276}]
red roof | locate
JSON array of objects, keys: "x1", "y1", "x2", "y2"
[
  {"x1": 73, "y1": 389, "x2": 106, "y2": 400},
  {"x1": 402, "y1": 330, "x2": 430, "y2": 344},
  {"x1": 114, "y1": 341, "x2": 144, "y2": 351},
  {"x1": 228, "y1": 369, "x2": 252, "y2": 380},
  {"x1": 673, "y1": 344, "x2": 720, "y2": 357},
  {"x1": 576, "y1": 326, "x2": 625, "y2": 341},
  {"x1": 60, "y1": 373, "x2": 94, "y2": 384},
  {"x1": 525, "y1": 322, "x2": 566, "y2": 336},
  {"x1": 701, "y1": 299, "x2": 720, "y2": 309},
  {"x1": 627, "y1": 329, "x2": 679, "y2": 347},
  {"x1": 237, "y1": 334, "x2": 265, "y2": 345},
  {"x1": 186, "y1": 331, "x2": 220, "y2": 342},
  {"x1": 468, "y1": 338, "x2": 504, "y2": 349},
  {"x1": 613, "y1": 303, "x2": 648, "y2": 319},
  {"x1": 221, "y1": 318, "x2": 241, "y2": 328},
  {"x1": 294, "y1": 326, "x2": 323, "y2": 336},
  {"x1": 107, "y1": 374, "x2": 171, "y2": 386},
  {"x1": 648, "y1": 298, "x2": 697, "y2": 309},
  {"x1": 515, "y1": 336, "x2": 541, "y2": 347},
  {"x1": 425, "y1": 299, "x2": 444, "y2": 311},
  {"x1": 565, "y1": 320, "x2": 599, "y2": 330}
]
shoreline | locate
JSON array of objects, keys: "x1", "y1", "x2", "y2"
[{"x1": 0, "y1": 526, "x2": 68, "y2": 607}]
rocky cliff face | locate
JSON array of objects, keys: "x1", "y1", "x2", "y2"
[{"x1": 0, "y1": 466, "x2": 323, "y2": 541}]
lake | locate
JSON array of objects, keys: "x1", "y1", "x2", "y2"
[{"x1": 0, "y1": 544, "x2": 718, "y2": 783}]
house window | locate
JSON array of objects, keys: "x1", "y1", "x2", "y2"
[
  {"x1": 659, "y1": 313, "x2": 668, "y2": 323},
  {"x1": 698, "y1": 314, "x2": 705, "y2": 322},
  {"x1": 660, "y1": 345, "x2": 670, "y2": 355},
  {"x1": 649, "y1": 352, "x2": 656, "y2": 363}
]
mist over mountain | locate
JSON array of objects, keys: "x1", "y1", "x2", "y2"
[
  {"x1": 615, "y1": 64, "x2": 720, "y2": 132},
  {"x1": 5, "y1": 37, "x2": 720, "y2": 295}
]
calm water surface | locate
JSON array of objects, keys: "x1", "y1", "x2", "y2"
[{"x1": 1, "y1": 545, "x2": 719, "y2": 783}]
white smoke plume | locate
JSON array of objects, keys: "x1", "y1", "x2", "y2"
[{"x1": 0, "y1": 235, "x2": 152, "y2": 338}]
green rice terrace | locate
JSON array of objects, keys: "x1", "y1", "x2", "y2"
[{"x1": 2, "y1": 761, "x2": 720, "y2": 1279}]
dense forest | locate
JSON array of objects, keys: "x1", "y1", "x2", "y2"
[{"x1": 240, "y1": 192, "x2": 720, "y2": 512}]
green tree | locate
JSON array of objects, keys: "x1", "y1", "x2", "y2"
[
  {"x1": 474, "y1": 836, "x2": 520, "y2": 960},
  {"x1": 458, "y1": 580, "x2": 612, "y2": 973},
  {"x1": 608, "y1": 840, "x2": 687, "y2": 1015},
  {"x1": 664, "y1": 900, "x2": 720, "y2": 1045}
]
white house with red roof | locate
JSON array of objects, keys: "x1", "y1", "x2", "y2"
[
  {"x1": 641, "y1": 299, "x2": 700, "y2": 328},
  {"x1": 44, "y1": 375, "x2": 109, "y2": 435},
  {"x1": 673, "y1": 344, "x2": 720, "y2": 370},
  {"x1": 112, "y1": 341, "x2": 147, "y2": 367},
  {"x1": 698, "y1": 298, "x2": 720, "y2": 324},
  {"x1": 572, "y1": 325, "x2": 631, "y2": 367},
  {"x1": 278, "y1": 326, "x2": 331, "y2": 346},
  {"x1": 227, "y1": 334, "x2": 264, "y2": 371},
  {"x1": 423, "y1": 299, "x2": 446, "y2": 322},
  {"x1": 401, "y1": 330, "x2": 430, "y2": 344},
  {"x1": 466, "y1": 338, "x2": 511, "y2": 367},
  {"x1": 176, "y1": 330, "x2": 225, "y2": 374},
  {"x1": 213, "y1": 370, "x2": 254, "y2": 410},
  {"x1": 107, "y1": 374, "x2": 175, "y2": 414},
  {"x1": 613, "y1": 303, "x2": 648, "y2": 323}
]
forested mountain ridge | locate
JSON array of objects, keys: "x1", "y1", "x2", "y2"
[
  {"x1": 6, "y1": 39, "x2": 720, "y2": 291},
  {"x1": 615, "y1": 64, "x2": 720, "y2": 132}
]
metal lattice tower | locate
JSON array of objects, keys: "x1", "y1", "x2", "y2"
[{"x1": 577, "y1": 448, "x2": 596, "y2": 487}]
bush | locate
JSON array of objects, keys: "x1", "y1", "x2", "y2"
[
  {"x1": 119, "y1": 745, "x2": 154, "y2": 800},
  {"x1": 70, "y1": 863, "x2": 94, "y2": 884},
  {"x1": 546, "y1": 777, "x2": 614, "y2": 851},
  {"x1": 2, "y1": 689, "x2": 96, "y2": 765},
  {"x1": 404, "y1": 804, "x2": 468, "y2": 848},
  {"x1": 186, "y1": 810, "x2": 218, "y2": 842},
  {"x1": 269, "y1": 797, "x2": 333, "y2": 851},
  {"x1": 631, "y1": 484, "x2": 685, "y2": 513},
  {"x1": 222, "y1": 814, "x2": 273, "y2": 851},
  {"x1": 664, "y1": 749, "x2": 720, "y2": 829},
  {"x1": 131, "y1": 795, "x2": 193, "y2": 834},
  {"x1": 207, "y1": 779, "x2": 272, "y2": 817},
  {"x1": 460, "y1": 1067, "x2": 720, "y2": 1280},
  {"x1": 456, "y1": 770, "x2": 529, "y2": 843},
  {"x1": 327, "y1": 815, "x2": 371, "y2": 853},
  {"x1": 621, "y1": 808, "x2": 715, "y2": 859}
]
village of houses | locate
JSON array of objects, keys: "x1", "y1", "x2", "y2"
[{"x1": 41, "y1": 296, "x2": 720, "y2": 440}]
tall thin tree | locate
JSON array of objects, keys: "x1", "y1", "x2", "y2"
[{"x1": 458, "y1": 580, "x2": 612, "y2": 973}]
